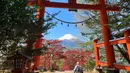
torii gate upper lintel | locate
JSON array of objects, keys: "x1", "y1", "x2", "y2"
[
  {"x1": 28, "y1": 0, "x2": 119, "y2": 11},
  {"x1": 28, "y1": 0, "x2": 120, "y2": 70}
]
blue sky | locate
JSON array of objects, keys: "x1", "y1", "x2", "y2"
[{"x1": 44, "y1": 0, "x2": 81, "y2": 40}]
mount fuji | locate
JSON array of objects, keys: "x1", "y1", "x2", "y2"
[{"x1": 58, "y1": 34, "x2": 83, "y2": 49}]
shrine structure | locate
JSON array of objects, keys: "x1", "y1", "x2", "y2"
[{"x1": 26, "y1": 0, "x2": 130, "y2": 73}]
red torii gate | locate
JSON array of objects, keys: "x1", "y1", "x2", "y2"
[{"x1": 27, "y1": 0, "x2": 124, "y2": 72}]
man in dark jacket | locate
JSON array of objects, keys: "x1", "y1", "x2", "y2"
[{"x1": 73, "y1": 62, "x2": 83, "y2": 73}]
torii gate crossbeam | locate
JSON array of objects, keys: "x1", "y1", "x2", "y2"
[{"x1": 42, "y1": 1, "x2": 119, "y2": 11}]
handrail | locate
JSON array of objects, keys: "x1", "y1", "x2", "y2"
[{"x1": 96, "y1": 37, "x2": 126, "y2": 47}]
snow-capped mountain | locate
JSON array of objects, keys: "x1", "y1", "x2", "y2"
[
  {"x1": 58, "y1": 34, "x2": 83, "y2": 49},
  {"x1": 59, "y1": 34, "x2": 78, "y2": 40}
]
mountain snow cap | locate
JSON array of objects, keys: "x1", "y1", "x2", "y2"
[{"x1": 59, "y1": 34, "x2": 78, "y2": 40}]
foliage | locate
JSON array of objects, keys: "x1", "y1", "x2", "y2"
[
  {"x1": 40, "y1": 40, "x2": 65, "y2": 70},
  {"x1": 61, "y1": 49, "x2": 92, "y2": 70},
  {"x1": 78, "y1": 41, "x2": 94, "y2": 51},
  {"x1": 56, "y1": 59, "x2": 64, "y2": 70},
  {"x1": 76, "y1": 0, "x2": 130, "y2": 39},
  {"x1": 0, "y1": 0, "x2": 57, "y2": 68},
  {"x1": 75, "y1": 0, "x2": 130, "y2": 63},
  {"x1": 85, "y1": 58, "x2": 95, "y2": 71},
  {"x1": 40, "y1": 40, "x2": 93, "y2": 71}
]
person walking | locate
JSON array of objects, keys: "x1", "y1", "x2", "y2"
[{"x1": 73, "y1": 62, "x2": 83, "y2": 73}]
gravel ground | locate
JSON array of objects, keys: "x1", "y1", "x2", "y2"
[
  {"x1": 0, "y1": 70, "x2": 98, "y2": 73},
  {"x1": 42, "y1": 70, "x2": 98, "y2": 73}
]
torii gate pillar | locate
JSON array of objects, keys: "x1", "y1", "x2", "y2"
[
  {"x1": 98, "y1": 0, "x2": 116, "y2": 67},
  {"x1": 33, "y1": 0, "x2": 45, "y2": 70}
]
